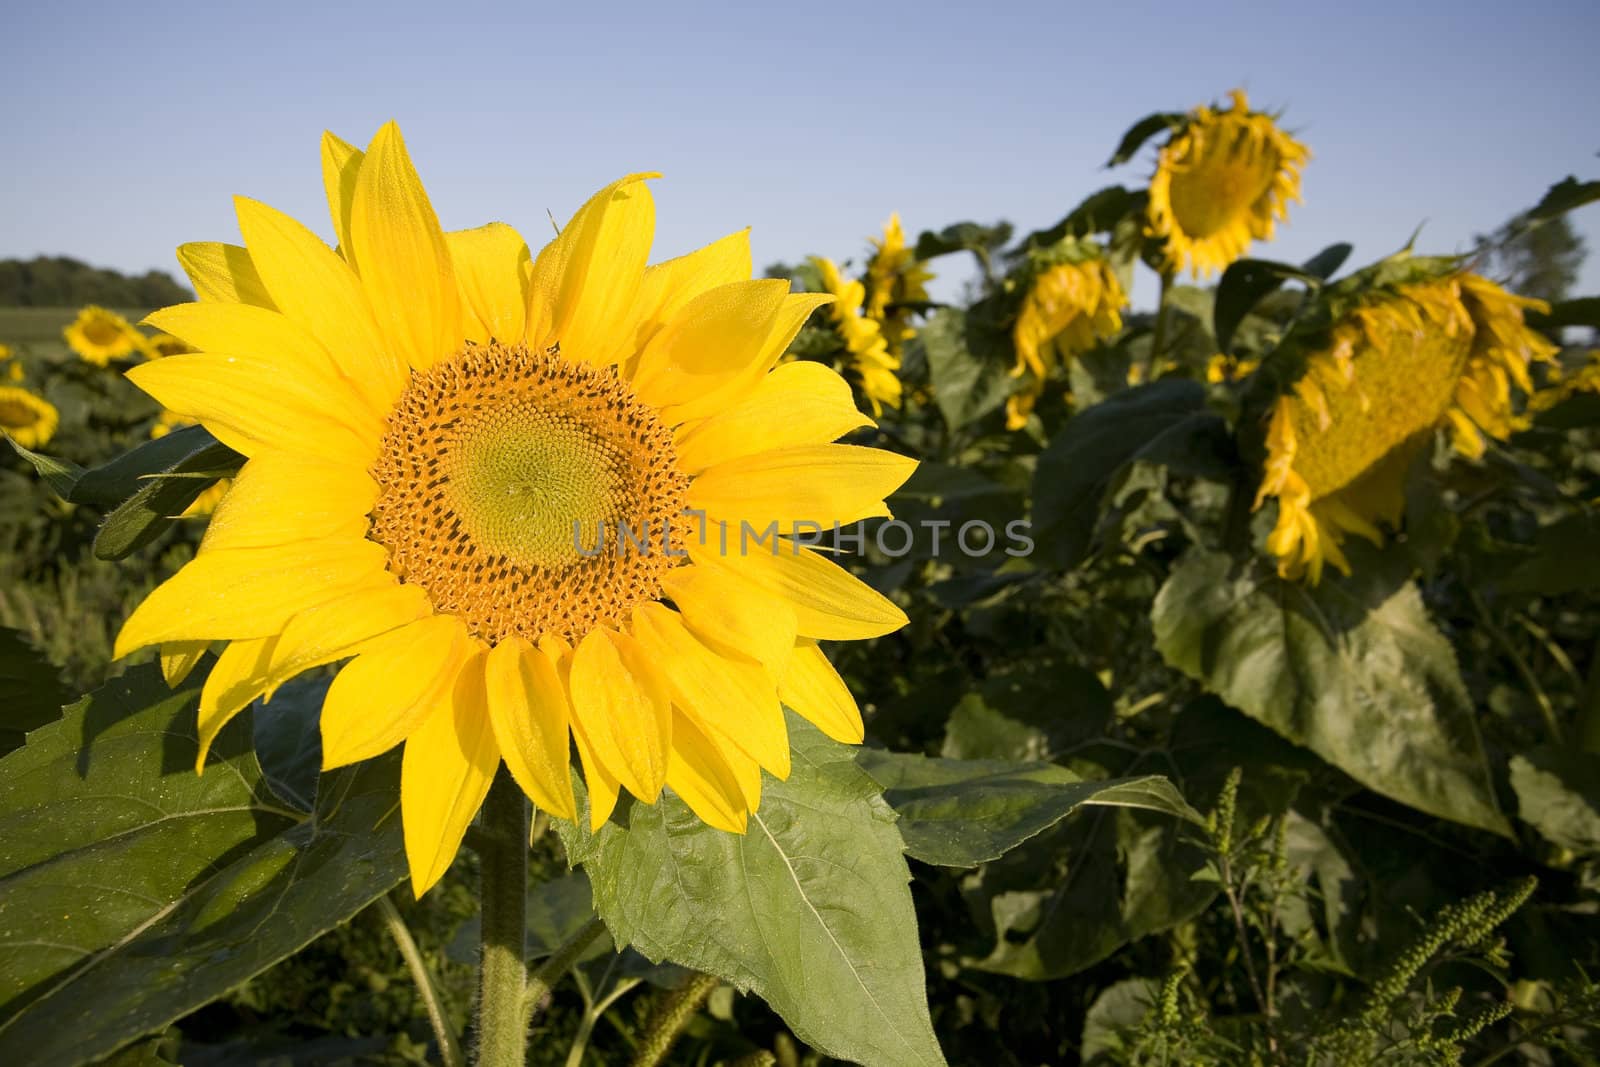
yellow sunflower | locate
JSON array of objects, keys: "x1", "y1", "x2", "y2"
[
  {"x1": 1256, "y1": 271, "x2": 1556, "y2": 582},
  {"x1": 1146, "y1": 90, "x2": 1309, "y2": 279},
  {"x1": 115, "y1": 123, "x2": 916, "y2": 895},
  {"x1": 0, "y1": 343, "x2": 22, "y2": 382},
  {"x1": 811, "y1": 255, "x2": 902, "y2": 415},
  {"x1": 64, "y1": 305, "x2": 144, "y2": 365},
  {"x1": 1205, "y1": 353, "x2": 1260, "y2": 383},
  {"x1": 1526, "y1": 349, "x2": 1600, "y2": 417},
  {"x1": 864, "y1": 214, "x2": 934, "y2": 358},
  {"x1": 0, "y1": 386, "x2": 59, "y2": 449},
  {"x1": 142, "y1": 331, "x2": 194, "y2": 359},
  {"x1": 1007, "y1": 256, "x2": 1127, "y2": 430}
]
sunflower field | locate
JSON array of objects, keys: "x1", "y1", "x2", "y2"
[{"x1": 1, "y1": 91, "x2": 1599, "y2": 1067}]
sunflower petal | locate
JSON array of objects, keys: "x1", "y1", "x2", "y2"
[
  {"x1": 666, "y1": 711, "x2": 750, "y2": 833},
  {"x1": 778, "y1": 641, "x2": 864, "y2": 744},
  {"x1": 659, "y1": 565, "x2": 796, "y2": 672},
  {"x1": 689, "y1": 444, "x2": 916, "y2": 530},
  {"x1": 568, "y1": 626, "x2": 670, "y2": 802},
  {"x1": 401, "y1": 653, "x2": 499, "y2": 895},
  {"x1": 200, "y1": 454, "x2": 377, "y2": 553},
  {"x1": 526, "y1": 174, "x2": 656, "y2": 365},
  {"x1": 161, "y1": 641, "x2": 210, "y2": 687},
  {"x1": 633, "y1": 228, "x2": 751, "y2": 347},
  {"x1": 674, "y1": 361, "x2": 872, "y2": 473},
  {"x1": 265, "y1": 583, "x2": 432, "y2": 697},
  {"x1": 665, "y1": 293, "x2": 832, "y2": 424},
  {"x1": 349, "y1": 122, "x2": 461, "y2": 371},
  {"x1": 175, "y1": 243, "x2": 275, "y2": 308},
  {"x1": 319, "y1": 614, "x2": 471, "y2": 769},
  {"x1": 446, "y1": 223, "x2": 531, "y2": 345},
  {"x1": 691, "y1": 538, "x2": 907, "y2": 641},
  {"x1": 631, "y1": 279, "x2": 788, "y2": 411},
  {"x1": 115, "y1": 539, "x2": 389, "y2": 657},
  {"x1": 484, "y1": 636, "x2": 577, "y2": 820},
  {"x1": 195, "y1": 636, "x2": 278, "y2": 770},
  {"x1": 321, "y1": 131, "x2": 364, "y2": 258}
]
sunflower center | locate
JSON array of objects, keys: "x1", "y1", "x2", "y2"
[
  {"x1": 369, "y1": 341, "x2": 688, "y2": 645},
  {"x1": 1168, "y1": 134, "x2": 1276, "y2": 238},
  {"x1": 83, "y1": 317, "x2": 123, "y2": 346},
  {"x1": 0, "y1": 397, "x2": 37, "y2": 428}
]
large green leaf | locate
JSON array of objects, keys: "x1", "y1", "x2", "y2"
[
  {"x1": 1510, "y1": 746, "x2": 1600, "y2": 855},
  {"x1": 1152, "y1": 547, "x2": 1511, "y2": 837},
  {"x1": 919, "y1": 307, "x2": 1013, "y2": 431},
  {"x1": 1528, "y1": 176, "x2": 1600, "y2": 222},
  {"x1": 558, "y1": 714, "x2": 945, "y2": 1067},
  {"x1": 0, "y1": 627, "x2": 68, "y2": 758},
  {"x1": 0, "y1": 664, "x2": 407, "y2": 1066},
  {"x1": 1032, "y1": 381, "x2": 1232, "y2": 569},
  {"x1": 857, "y1": 749, "x2": 1200, "y2": 868},
  {"x1": 92, "y1": 434, "x2": 241, "y2": 561},
  {"x1": 1104, "y1": 112, "x2": 1184, "y2": 167},
  {"x1": 1213, "y1": 245, "x2": 1347, "y2": 352}
]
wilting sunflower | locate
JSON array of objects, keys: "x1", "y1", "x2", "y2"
[
  {"x1": 1526, "y1": 349, "x2": 1600, "y2": 418},
  {"x1": 864, "y1": 214, "x2": 933, "y2": 357},
  {"x1": 1146, "y1": 90, "x2": 1309, "y2": 279},
  {"x1": 1007, "y1": 255, "x2": 1127, "y2": 430},
  {"x1": 64, "y1": 305, "x2": 144, "y2": 365},
  {"x1": 811, "y1": 255, "x2": 902, "y2": 415},
  {"x1": 0, "y1": 386, "x2": 58, "y2": 449},
  {"x1": 1256, "y1": 271, "x2": 1556, "y2": 582},
  {"x1": 115, "y1": 123, "x2": 916, "y2": 894}
]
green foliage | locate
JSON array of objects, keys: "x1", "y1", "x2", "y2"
[{"x1": 0, "y1": 257, "x2": 191, "y2": 309}]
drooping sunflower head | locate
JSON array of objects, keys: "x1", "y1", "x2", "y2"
[
  {"x1": 1006, "y1": 249, "x2": 1128, "y2": 430},
  {"x1": 1146, "y1": 90, "x2": 1309, "y2": 279},
  {"x1": 0, "y1": 386, "x2": 58, "y2": 450},
  {"x1": 811, "y1": 255, "x2": 902, "y2": 415},
  {"x1": 863, "y1": 214, "x2": 934, "y2": 358},
  {"x1": 1255, "y1": 268, "x2": 1555, "y2": 582},
  {"x1": 64, "y1": 305, "x2": 143, "y2": 366},
  {"x1": 115, "y1": 123, "x2": 916, "y2": 894}
]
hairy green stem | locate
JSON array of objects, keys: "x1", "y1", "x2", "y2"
[
  {"x1": 524, "y1": 914, "x2": 610, "y2": 1027},
  {"x1": 477, "y1": 771, "x2": 529, "y2": 1067},
  {"x1": 378, "y1": 893, "x2": 464, "y2": 1067},
  {"x1": 630, "y1": 972, "x2": 721, "y2": 1067}
]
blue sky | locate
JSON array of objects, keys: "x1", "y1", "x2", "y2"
[{"x1": 4, "y1": 1, "x2": 1598, "y2": 308}]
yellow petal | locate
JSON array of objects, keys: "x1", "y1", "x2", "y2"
[
  {"x1": 200, "y1": 454, "x2": 377, "y2": 553},
  {"x1": 446, "y1": 223, "x2": 531, "y2": 345},
  {"x1": 631, "y1": 279, "x2": 788, "y2": 411},
  {"x1": 115, "y1": 539, "x2": 389, "y2": 657},
  {"x1": 659, "y1": 565, "x2": 796, "y2": 673},
  {"x1": 126, "y1": 353, "x2": 374, "y2": 463},
  {"x1": 321, "y1": 614, "x2": 471, "y2": 769},
  {"x1": 526, "y1": 174, "x2": 656, "y2": 365},
  {"x1": 161, "y1": 641, "x2": 210, "y2": 687},
  {"x1": 175, "y1": 243, "x2": 276, "y2": 308},
  {"x1": 401, "y1": 653, "x2": 499, "y2": 896},
  {"x1": 633, "y1": 228, "x2": 751, "y2": 348},
  {"x1": 570, "y1": 713, "x2": 622, "y2": 831},
  {"x1": 778, "y1": 641, "x2": 864, "y2": 744},
  {"x1": 196, "y1": 636, "x2": 277, "y2": 770},
  {"x1": 234, "y1": 195, "x2": 405, "y2": 409},
  {"x1": 143, "y1": 301, "x2": 385, "y2": 427},
  {"x1": 349, "y1": 122, "x2": 461, "y2": 371},
  {"x1": 665, "y1": 293, "x2": 832, "y2": 424},
  {"x1": 568, "y1": 626, "x2": 670, "y2": 802},
  {"x1": 484, "y1": 636, "x2": 577, "y2": 820},
  {"x1": 675, "y1": 361, "x2": 872, "y2": 473},
  {"x1": 691, "y1": 538, "x2": 907, "y2": 641},
  {"x1": 632, "y1": 603, "x2": 789, "y2": 779},
  {"x1": 264, "y1": 583, "x2": 433, "y2": 697},
  {"x1": 666, "y1": 711, "x2": 750, "y2": 833},
  {"x1": 320, "y1": 131, "x2": 363, "y2": 259},
  {"x1": 688, "y1": 444, "x2": 917, "y2": 529}
]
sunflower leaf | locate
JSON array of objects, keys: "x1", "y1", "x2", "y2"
[
  {"x1": 0, "y1": 627, "x2": 68, "y2": 758},
  {"x1": 1527, "y1": 176, "x2": 1600, "y2": 222},
  {"x1": 917, "y1": 306, "x2": 1013, "y2": 430},
  {"x1": 856, "y1": 749, "x2": 1201, "y2": 867},
  {"x1": 1152, "y1": 546, "x2": 1513, "y2": 837},
  {"x1": 90, "y1": 435, "x2": 243, "y2": 560},
  {"x1": 0, "y1": 662, "x2": 406, "y2": 1066},
  {"x1": 2, "y1": 434, "x2": 86, "y2": 500},
  {"x1": 1213, "y1": 253, "x2": 1338, "y2": 353},
  {"x1": 557, "y1": 713, "x2": 946, "y2": 1067},
  {"x1": 1105, "y1": 111, "x2": 1185, "y2": 167}
]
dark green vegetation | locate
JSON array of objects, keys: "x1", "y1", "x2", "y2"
[
  {"x1": 3, "y1": 168, "x2": 1600, "y2": 1067},
  {"x1": 0, "y1": 256, "x2": 191, "y2": 309}
]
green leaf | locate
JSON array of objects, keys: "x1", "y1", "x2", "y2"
[
  {"x1": 72, "y1": 425, "x2": 238, "y2": 510},
  {"x1": 1498, "y1": 511, "x2": 1600, "y2": 595},
  {"x1": 1213, "y1": 246, "x2": 1347, "y2": 353},
  {"x1": 251, "y1": 676, "x2": 327, "y2": 813},
  {"x1": 558, "y1": 714, "x2": 945, "y2": 1067},
  {"x1": 1016, "y1": 186, "x2": 1141, "y2": 250},
  {"x1": 913, "y1": 221, "x2": 1013, "y2": 263},
  {"x1": 858, "y1": 749, "x2": 1200, "y2": 867},
  {"x1": 0, "y1": 663, "x2": 407, "y2": 1066},
  {"x1": 1527, "y1": 176, "x2": 1600, "y2": 222},
  {"x1": 447, "y1": 870, "x2": 607, "y2": 965},
  {"x1": 1105, "y1": 112, "x2": 1185, "y2": 167},
  {"x1": 1032, "y1": 381, "x2": 1232, "y2": 569},
  {"x1": 1151, "y1": 547, "x2": 1512, "y2": 837},
  {"x1": 1526, "y1": 296, "x2": 1600, "y2": 331},
  {"x1": 918, "y1": 307, "x2": 1013, "y2": 430},
  {"x1": 0, "y1": 628, "x2": 68, "y2": 758},
  {"x1": 1510, "y1": 747, "x2": 1600, "y2": 854},
  {"x1": 91, "y1": 435, "x2": 242, "y2": 561},
  {"x1": 3, "y1": 436, "x2": 86, "y2": 500}
]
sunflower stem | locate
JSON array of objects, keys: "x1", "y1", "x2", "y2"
[
  {"x1": 525, "y1": 914, "x2": 609, "y2": 1026},
  {"x1": 477, "y1": 770, "x2": 528, "y2": 1067},
  {"x1": 1149, "y1": 270, "x2": 1175, "y2": 363},
  {"x1": 378, "y1": 893, "x2": 464, "y2": 1067}
]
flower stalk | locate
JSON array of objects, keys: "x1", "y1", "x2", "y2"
[{"x1": 477, "y1": 770, "x2": 529, "y2": 1067}]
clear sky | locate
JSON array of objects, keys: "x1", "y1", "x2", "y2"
[{"x1": 4, "y1": 1, "x2": 1598, "y2": 308}]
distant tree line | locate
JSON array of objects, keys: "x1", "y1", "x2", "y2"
[{"x1": 0, "y1": 256, "x2": 192, "y2": 308}]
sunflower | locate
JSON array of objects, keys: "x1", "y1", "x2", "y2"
[
  {"x1": 64, "y1": 305, "x2": 144, "y2": 365},
  {"x1": 0, "y1": 386, "x2": 59, "y2": 449},
  {"x1": 864, "y1": 214, "x2": 933, "y2": 357},
  {"x1": 811, "y1": 255, "x2": 902, "y2": 415},
  {"x1": 1527, "y1": 349, "x2": 1600, "y2": 418},
  {"x1": 0, "y1": 343, "x2": 21, "y2": 382},
  {"x1": 1255, "y1": 272, "x2": 1556, "y2": 582},
  {"x1": 115, "y1": 123, "x2": 916, "y2": 895},
  {"x1": 142, "y1": 331, "x2": 194, "y2": 359},
  {"x1": 1146, "y1": 90, "x2": 1309, "y2": 279},
  {"x1": 1007, "y1": 255, "x2": 1127, "y2": 430}
]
